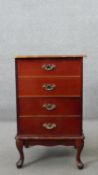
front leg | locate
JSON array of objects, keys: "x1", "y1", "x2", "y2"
[
  {"x1": 75, "y1": 139, "x2": 84, "y2": 169},
  {"x1": 16, "y1": 139, "x2": 24, "y2": 168}
]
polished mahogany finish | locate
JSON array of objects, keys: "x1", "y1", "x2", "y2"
[
  {"x1": 19, "y1": 117, "x2": 82, "y2": 136},
  {"x1": 15, "y1": 55, "x2": 86, "y2": 169},
  {"x1": 18, "y1": 97, "x2": 81, "y2": 116},
  {"x1": 17, "y1": 59, "x2": 82, "y2": 76},
  {"x1": 18, "y1": 77, "x2": 81, "y2": 96}
]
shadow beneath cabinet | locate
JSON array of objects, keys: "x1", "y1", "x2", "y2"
[{"x1": 24, "y1": 146, "x2": 75, "y2": 168}]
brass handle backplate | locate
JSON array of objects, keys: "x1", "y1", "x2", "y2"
[
  {"x1": 42, "y1": 64, "x2": 56, "y2": 71},
  {"x1": 43, "y1": 123, "x2": 56, "y2": 130},
  {"x1": 42, "y1": 84, "x2": 56, "y2": 91},
  {"x1": 43, "y1": 103, "x2": 56, "y2": 110}
]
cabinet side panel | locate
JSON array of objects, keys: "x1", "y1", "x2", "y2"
[
  {"x1": 15, "y1": 59, "x2": 20, "y2": 136},
  {"x1": 81, "y1": 58, "x2": 83, "y2": 135}
]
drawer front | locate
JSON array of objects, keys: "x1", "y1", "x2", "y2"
[
  {"x1": 17, "y1": 59, "x2": 82, "y2": 76},
  {"x1": 19, "y1": 117, "x2": 82, "y2": 136},
  {"x1": 18, "y1": 77, "x2": 81, "y2": 96},
  {"x1": 18, "y1": 98, "x2": 81, "y2": 116}
]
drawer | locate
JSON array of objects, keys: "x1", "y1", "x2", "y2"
[
  {"x1": 18, "y1": 97, "x2": 81, "y2": 116},
  {"x1": 18, "y1": 77, "x2": 81, "y2": 96},
  {"x1": 16, "y1": 59, "x2": 82, "y2": 76},
  {"x1": 19, "y1": 117, "x2": 82, "y2": 136}
]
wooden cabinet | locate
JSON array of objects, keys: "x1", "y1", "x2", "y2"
[{"x1": 15, "y1": 55, "x2": 86, "y2": 169}]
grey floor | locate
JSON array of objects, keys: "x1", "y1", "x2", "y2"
[{"x1": 0, "y1": 120, "x2": 98, "y2": 175}]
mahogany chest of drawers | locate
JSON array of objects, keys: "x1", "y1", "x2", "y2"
[{"x1": 15, "y1": 55, "x2": 85, "y2": 169}]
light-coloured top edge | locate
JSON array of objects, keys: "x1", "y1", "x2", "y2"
[{"x1": 15, "y1": 54, "x2": 87, "y2": 59}]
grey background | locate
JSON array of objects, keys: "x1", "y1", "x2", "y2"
[{"x1": 0, "y1": 0, "x2": 98, "y2": 121}]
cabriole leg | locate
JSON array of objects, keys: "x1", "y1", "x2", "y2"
[
  {"x1": 75, "y1": 139, "x2": 84, "y2": 169},
  {"x1": 16, "y1": 139, "x2": 24, "y2": 168}
]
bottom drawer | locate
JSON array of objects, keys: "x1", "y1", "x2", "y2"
[{"x1": 19, "y1": 117, "x2": 82, "y2": 136}]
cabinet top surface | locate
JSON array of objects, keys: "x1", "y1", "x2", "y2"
[{"x1": 15, "y1": 54, "x2": 87, "y2": 59}]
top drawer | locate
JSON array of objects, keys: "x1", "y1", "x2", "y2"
[{"x1": 16, "y1": 59, "x2": 82, "y2": 76}]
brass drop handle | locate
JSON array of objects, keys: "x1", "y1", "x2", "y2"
[
  {"x1": 43, "y1": 103, "x2": 56, "y2": 110},
  {"x1": 42, "y1": 64, "x2": 56, "y2": 71},
  {"x1": 42, "y1": 84, "x2": 56, "y2": 91},
  {"x1": 43, "y1": 123, "x2": 56, "y2": 130}
]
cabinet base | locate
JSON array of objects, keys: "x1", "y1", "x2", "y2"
[{"x1": 15, "y1": 135, "x2": 84, "y2": 169}]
